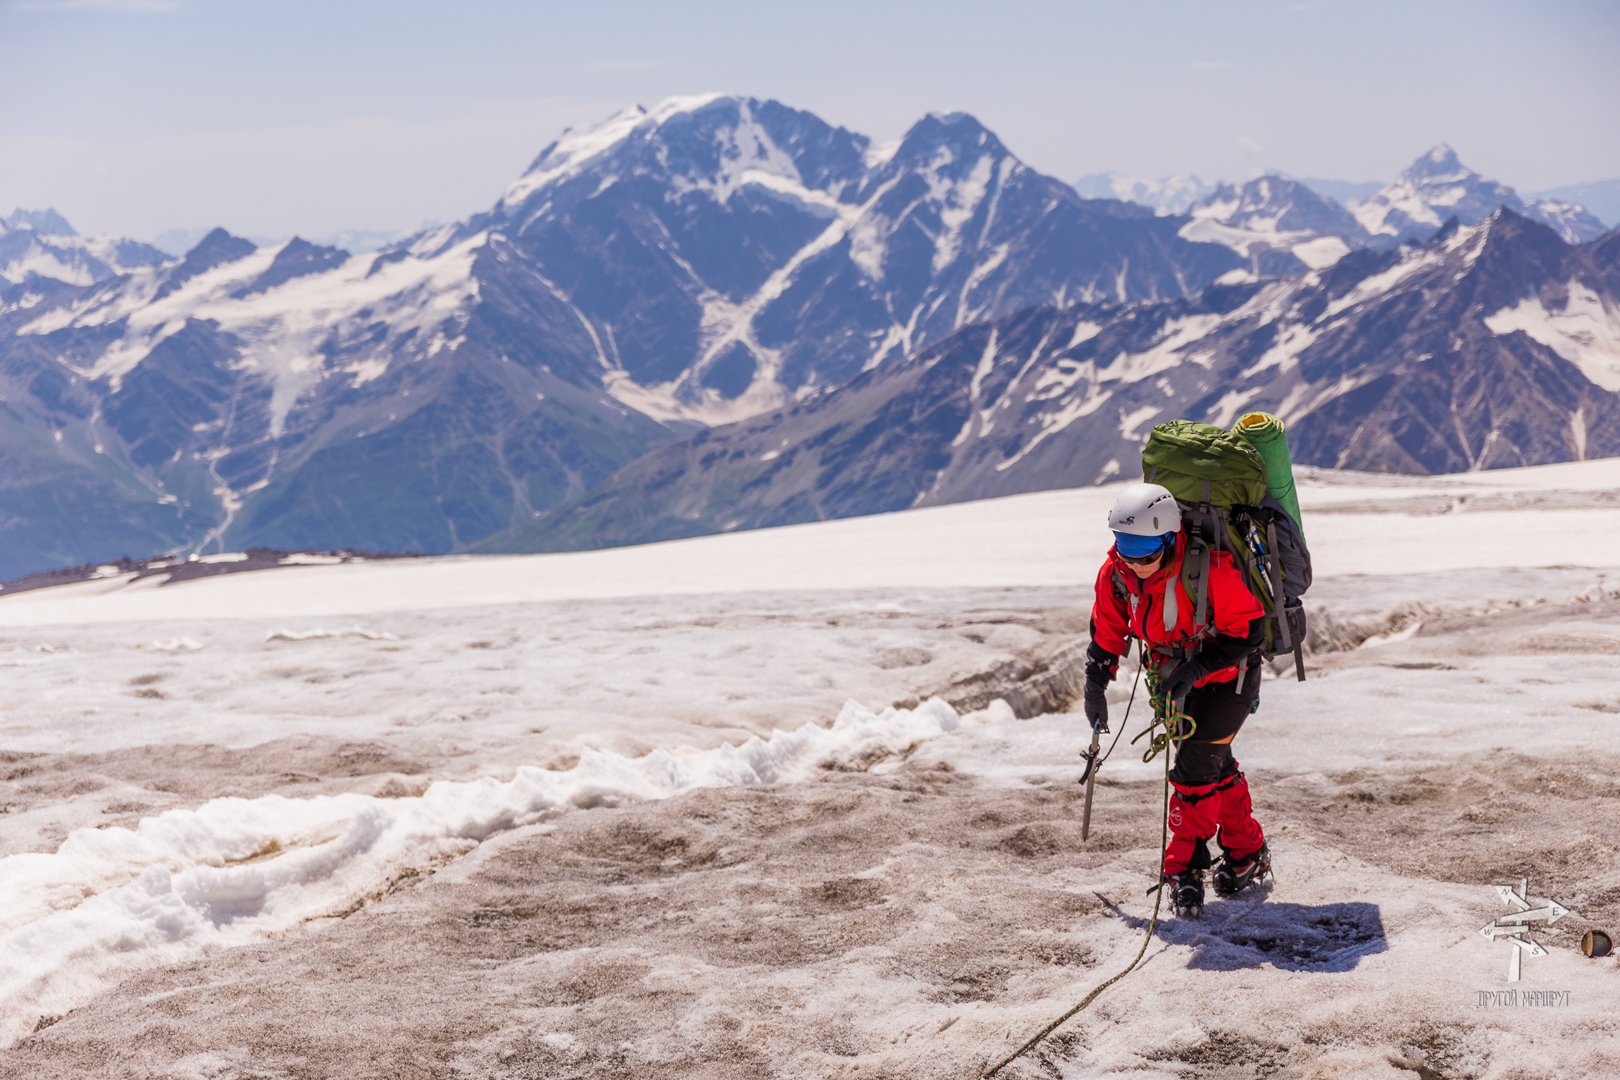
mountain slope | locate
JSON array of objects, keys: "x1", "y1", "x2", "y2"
[{"x1": 491, "y1": 209, "x2": 1620, "y2": 553}]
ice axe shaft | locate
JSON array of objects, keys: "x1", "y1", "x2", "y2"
[{"x1": 1080, "y1": 726, "x2": 1102, "y2": 840}]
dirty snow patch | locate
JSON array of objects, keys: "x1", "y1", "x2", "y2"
[{"x1": 0, "y1": 696, "x2": 964, "y2": 1045}]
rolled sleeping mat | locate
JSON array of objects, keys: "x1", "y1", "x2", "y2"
[{"x1": 1233, "y1": 411, "x2": 1304, "y2": 536}]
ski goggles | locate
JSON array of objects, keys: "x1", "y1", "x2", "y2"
[{"x1": 1113, "y1": 531, "x2": 1167, "y2": 561}]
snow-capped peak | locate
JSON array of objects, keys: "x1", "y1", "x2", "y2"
[
  {"x1": 1189, "y1": 175, "x2": 1338, "y2": 225},
  {"x1": 1351, "y1": 147, "x2": 1607, "y2": 245},
  {"x1": 1525, "y1": 198, "x2": 1611, "y2": 244},
  {"x1": 0, "y1": 211, "x2": 171, "y2": 287},
  {"x1": 882, "y1": 111, "x2": 1009, "y2": 178},
  {"x1": 1411, "y1": 143, "x2": 1463, "y2": 177},
  {"x1": 1353, "y1": 146, "x2": 1521, "y2": 239},
  {"x1": 499, "y1": 93, "x2": 734, "y2": 210},
  {"x1": 1178, "y1": 174, "x2": 1362, "y2": 268},
  {"x1": 3, "y1": 208, "x2": 77, "y2": 236}
]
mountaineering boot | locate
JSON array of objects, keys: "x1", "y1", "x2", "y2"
[
  {"x1": 1164, "y1": 869, "x2": 1205, "y2": 917},
  {"x1": 1213, "y1": 842, "x2": 1272, "y2": 897}
]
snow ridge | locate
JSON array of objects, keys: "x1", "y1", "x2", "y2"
[
  {"x1": 499, "y1": 93, "x2": 728, "y2": 211},
  {"x1": 0, "y1": 696, "x2": 964, "y2": 1045}
]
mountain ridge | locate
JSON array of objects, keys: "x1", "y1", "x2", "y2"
[
  {"x1": 483, "y1": 207, "x2": 1620, "y2": 555},
  {"x1": 0, "y1": 94, "x2": 1247, "y2": 578}
]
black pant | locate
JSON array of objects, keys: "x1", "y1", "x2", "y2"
[{"x1": 1169, "y1": 664, "x2": 1261, "y2": 788}]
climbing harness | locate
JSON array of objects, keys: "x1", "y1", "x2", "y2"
[{"x1": 975, "y1": 660, "x2": 1195, "y2": 1079}]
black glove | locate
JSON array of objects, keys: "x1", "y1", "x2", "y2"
[
  {"x1": 1084, "y1": 638, "x2": 1118, "y2": 684},
  {"x1": 1163, "y1": 622, "x2": 1263, "y2": 703},
  {"x1": 1162, "y1": 656, "x2": 1210, "y2": 703},
  {"x1": 1083, "y1": 639, "x2": 1116, "y2": 734},
  {"x1": 1083, "y1": 680, "x2": 1109, "y2": 733}
]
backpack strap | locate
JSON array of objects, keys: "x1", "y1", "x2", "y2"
[
  {"x1": 1264, "y1": 520, "x2": 1292, "y2": 654},
  {"x1": 1181, "y1": 517, "x2": 1214, "y2": 632},
  {"x1": 1112, "y1": 568, "x2": 1142, "y2": 628},
  {"x1": 1174, "y1": 540, "x2": 1215, "y2": 659},
  {"x1": 1193, "y1": 543, "x2": 1210, "y2": 630}
]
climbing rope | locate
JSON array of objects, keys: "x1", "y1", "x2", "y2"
[
  {"x1": 974, "y1": 661, "x2": 1195, "y2": 1079},
  {"x1": 1135, "y1": 664, "x2": 1196, "y2": 762}
]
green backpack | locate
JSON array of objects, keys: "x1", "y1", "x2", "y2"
[{"x1": 1140, "y1": 417, "x2": 1312, "y2": 680}]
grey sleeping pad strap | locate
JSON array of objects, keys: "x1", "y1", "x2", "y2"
[
  {"x1": 1262, "y1": 520, "x2": 1308, "y2": 682},
  {"x1": 1265, "y1": 521, "x2": 1291, "y2": 652}
]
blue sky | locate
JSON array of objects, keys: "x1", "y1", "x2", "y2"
[{"x1": 1, "y1": 0, "x2": 1615, "y2": 241}]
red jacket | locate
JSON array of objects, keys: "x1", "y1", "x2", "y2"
[{"x1": 1091, "y1": 529, "x2": 1264, "y2": 687}]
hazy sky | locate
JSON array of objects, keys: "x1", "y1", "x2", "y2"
[{"x1": 1, "y1": 0, "x2": 1615, "y2": 242}]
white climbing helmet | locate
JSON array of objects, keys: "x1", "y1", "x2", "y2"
[{"x1": 1106, "y1": 482, "x2": 1181, "y2": 537}]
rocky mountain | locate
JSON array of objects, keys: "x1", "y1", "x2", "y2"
[
  {"x1": 1178, "y1": 175, "x2": 1374, "y2": 276},
  {"x1": 479, "y1": 97, "x2": 1239, "y2": 425},
  {"x1": 4, "y1": 209, "x2": 76, "y2": 235},
  {"x1": 0, "y1": 209, "x2": 171, "y2": 289},
  {"x1": 1530, "y1": 180, "x2": 1620, "y2": 228},
  {"x1": 1526, "y1": 199, "x2": 1611, "y2": 245},
  {"x1": 1074, "y1": 172, "x2": 1213, "y2": 215},
  {"x1": 491, "y1": 208, "x2": 1620, "y2": 553},
  {"x1": 1352, "y1": 146, "x2": 1608, "y2": 244},
  {"x1": 0, "y1": 221, "x2": 673, "y2": 577},
  {"x1": 152, "y1": 225, "x2": 419, "y2": 259},
  {"x1": 0, "y1": 95, "x2": 1247, "y2": 579},
  {"x1": 1091, "y1": 152, "x2": 1609, "y2": 249}
]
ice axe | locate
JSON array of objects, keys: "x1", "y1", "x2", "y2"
[
  {"x1": 1079, "y1": 723, "x2": 1102, "y2": 840},
  {"x1": 1080, "y1": 648, "x2": 1151, "y2": 840}
]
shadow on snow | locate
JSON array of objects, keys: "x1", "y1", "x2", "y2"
[{"x1": 1105, "y1": 891, "x2": 1388, "y2": 973}]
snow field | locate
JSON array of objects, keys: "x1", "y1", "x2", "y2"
[
  {"x1": 10, "y1": 729, "x2": 1615, "y2": 1077},
  {"x1": 1, "y1": 457, "x2": 1616, "y2": 629},
  {"x1": 1, "y1": 458, "x2": 1618, "y2": 1073}
]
